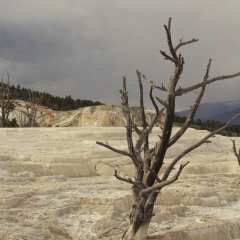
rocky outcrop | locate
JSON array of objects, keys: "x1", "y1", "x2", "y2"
[{"x1": 9, "y1": 101, "x2": 164, "y2": 127}]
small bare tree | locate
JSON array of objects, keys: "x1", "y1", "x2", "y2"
[
  {"x1": 231, "y1": 139, "x2": 240, "y2": 165},
  {"x1": 19, "y1": 90, "x2": 45, "y2": 127},
  {"x1": 0, "y1": 69, "x2": 15, "y2": 127},
  {"x1": 96, "y1": 18, "x2": 240, "y2": 239}
]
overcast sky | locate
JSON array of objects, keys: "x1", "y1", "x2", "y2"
[{"x1": 0, "y1": 0, "x2": 239, "y2": 111}]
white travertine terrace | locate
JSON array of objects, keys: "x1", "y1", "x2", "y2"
[
  {"x1": 0, "y1": 127, "x2": 240, "y2": 239},
  {"x1": 10, "y1": 102, "x2": 164, "y2": 128}
]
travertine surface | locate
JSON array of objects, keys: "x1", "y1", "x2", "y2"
[
  {"x1": 11, "y1": 101, "x2": 164, "y2": 127},
  {"x1": 0, "y1": 127, "x2": 240, "y2": 240}
]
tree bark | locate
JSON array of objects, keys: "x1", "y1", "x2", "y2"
[
  {"x1": 122, "y1": 204, "x2": 153, "y2": 240},
  {"x1": 96, "y1": 17, "x2": 240, "y2": 240}
]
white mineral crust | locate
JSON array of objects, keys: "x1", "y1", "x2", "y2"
[{"x1": 0, "y1": 127, "x2": 240, "y2": 239}]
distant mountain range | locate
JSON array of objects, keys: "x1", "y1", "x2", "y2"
[{"x1": 175, "y1": 99, "x2": 240, "y2": 124}]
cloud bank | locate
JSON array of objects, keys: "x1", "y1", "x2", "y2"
[{"x1": 0, "y1": 0, "x2": 239, "y2": 110}]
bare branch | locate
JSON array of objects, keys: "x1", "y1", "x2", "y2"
[
  {"x1": 144, "y1": 19, "x2": 186, "y2": 187},
  {"x1": 96, "y1": 141, "x2": 130, "y2": 157},
  {"x1": 95, "y1": 17, "x2": 240, "y2": 238},
  {"x1": 157, "y1": 135, "x2": 162, "y2": 139},
  {"x1": 141, "y1": 162, "x2": 189, "y2": 196},
  {"x1": 156, "y1": 97, "x2": 167, "y2": 107},
  {"x1": 160, "y1": 50, "x2": 179, "y2": 65},
  {"x1": 162, "y1": 113, "x2": 240, "y2": 181},
  {"x1": 132, "y1": 124, "x2": 141, "y2": 135},
  {"x1": 120, "y1": 77, "x2": 145, "y2": 174},
  {"x1": 176, "y1": 71, "x2": 240, "y2": 96},
  {"x1": 164, "y1": 18, "x2": 178, "y2": 60},
  {"x1": 142, "y1": 75, "x2": 167, "y2": 92},
  {"x1": 174, "y1": 38, "x2": 198, "y2": 52},
  {"x1": 114, "y1": 170, "x2": 138, "y2": 187},
  {"x1": 149, "y1": 86, "x2": 159, "y2": 116},
  {"x1": 136, "y1": 70, "x2": 147, "y2": 130},
  {"x1": 145, "y1": 67, "x2": 240, "y2": 97},
  {"x1": 148, "y1": 107, "x2": 165, "y2": 134},
  {"x1": 230, "y1": 139, "x2": 240, "y2": 165},
  {"x1": 168, "y1": 59, "x2": 212, "y2": 147},
  {"x1": 114, "y1": 170, "x2": 146, "y2": 190},
  {"x1": 167, "y1": 17, "x2": 171, "y2": 31},
  {"x1": 0, "y1": 69, "x2": 15, "y2": 127},
  {"x1": 123, "y1": 76, "x2": 127, "y2": 92},
  {"x1": 147, "y1": 86, "x2": 165, "y2": 133}
]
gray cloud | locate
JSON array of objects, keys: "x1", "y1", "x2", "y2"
[{"x1": 0, "y1": 0, "x2": 239, "y2": 110}]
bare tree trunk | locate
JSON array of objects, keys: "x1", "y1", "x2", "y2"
[
  {"x1": 96, "y1": 18, "x2": 240, "y2": 240},
  {"x1": 123, "y1": 203, "x2": 153, "y2": 240},
  {"x1": 1, "y1": 69, "x2": 14, "y2": 127}
]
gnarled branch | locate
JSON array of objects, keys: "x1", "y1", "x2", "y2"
[
  {"x1": 143, "y1": 75, "x2": 167, "y2": 92},
  {"x1": 96, "y1": 141, "x2": 130, "y2": 157},
  {"x1": 137, "y1": 70, "x2": 147, "y2": 130},
  {"x1": 141, "y1": 162, "x2": 189, "y2": 197},
  {"x1": 168, "y1": 59, "x2": 212, "y2": 147},
  {"x1": 160, "y1": 50, "x2": 179, "y2": 65},
  {"x1": 230, "y1": 139, "x2": 240, "y2": 165},
  {"x1": 147, "y1": 85, "x2": 164, "y2": 133},
  {"x1": 164, "y1": 18, "x2": 178, "y2": 60},
  {"x1": 114, "y1": 170, "x2": 146, "y2": 190},
  {"x1": 162, "y1": 113, "x2": 240, "y2": 181},
  {"x1": 175, "y1": 71, "x2": 240, "y2": 96},
  {"x1": 144, "y1": 66, "x2": 240, "y2": 97},
  {"x1": 174, "y1": 38, "x2": 198, "y2": 52},
  {"x1": 120, "y1": 77, "x2": 140, "y2": 169}
]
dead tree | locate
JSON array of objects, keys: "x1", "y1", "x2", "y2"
[
  {"x1": 230, "y1": 139, "x2": 240, "y2": 165},
  {"x1": 0, "y1": 69, "x2": 15, "y2": 127},
  {"x1": 19, "y1": 90, "x2": 45, "y2": 127},
  {"x1": 96, "y1": 18, "x2": 240, "y2": 240}
]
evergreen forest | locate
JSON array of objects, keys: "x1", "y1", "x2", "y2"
[
  {"x1": 174, "y1": 114, "x2": 240, "y2": 137},
  {"x1": 9, "y1": 84, "x2": 104, "y2": 111}
]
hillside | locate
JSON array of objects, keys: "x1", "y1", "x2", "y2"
[
  {"x1": 204, "y1": 107, "x2": 240, "y2": 124},
  {"x1": 9, "y1": 100, "x2": 164, "y2": 127}
]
